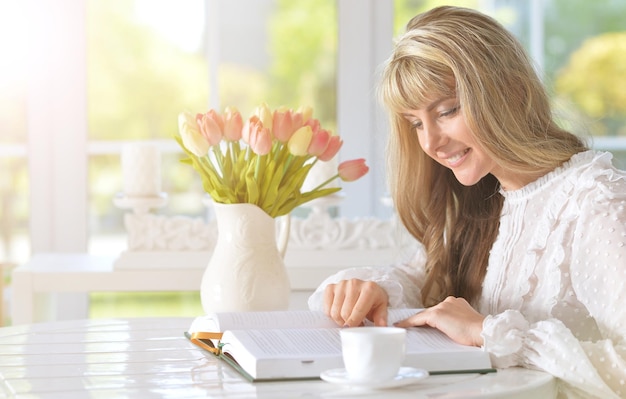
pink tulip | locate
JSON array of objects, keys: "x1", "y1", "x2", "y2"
[
  {"x1": 338, "y1": 158, "x2": 369, "y2": 182},
  {"x1": 272, "y1": 108, "x2": 297, "y2": 142},
  {"x1": 307, "y1": 128, "x2": 330, "y2": 156},
  {"x1": 317, "y1": 135, "x2": 343, "y2": 161},
  {"x1": 291, "y1": 112, "x2": 304, "y2": 132},
  {"x1": 304, "y1": 118, "x2": 321, "y2": 134},
  {"x1": 242, "y1": 116, "x2": 261, "y2": 143},
  {"x1": 197, "y1": 112, "x2": 223, "y2": 146},
  {"x1": 243, "y1": 116, "x2": 272, "y2": 155},
  {"x1": 223, "y1": 107, "x2": 243, "y2": 141},
  {"x1": 249, "y1": 126, "x2": 273, "y2": 155},
  {"x1": 288, "y1": 126, "x2": 313, "y2": 156}
]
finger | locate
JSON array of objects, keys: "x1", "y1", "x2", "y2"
[
  {"x1": 371, "y1": 305, "x2": 389, "y2": 327},
  {"x1": 340, "y1": 286, "x2": 360, "y2": 325},
  {"x1": 394, "y1": 309, "x2": 428, "y2": 328},
  {"x1": 328, "y1": 284, "x2": 348, "y2": 326},
  {"x1": 322, "y1": 284, "x2": 335, "y2": 316},
  {"x1": 344, "y1": 281, "x2": 381, "y2": 326}
]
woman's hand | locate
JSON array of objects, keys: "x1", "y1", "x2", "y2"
[
  {"x1": 323, "y1": 279, "x2": 389, "y2": 327},
  {"x1": 394, "y1": 296, "x2": 485, "y2": 347}
]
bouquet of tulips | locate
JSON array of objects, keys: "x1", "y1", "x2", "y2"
[{"x1": 175, "y1": 103, "x2": 369, "y2": 218}]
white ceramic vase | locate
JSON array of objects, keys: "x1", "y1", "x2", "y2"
[{"x1": 200, "y1": 202, "x2": 291, "y2": 313}]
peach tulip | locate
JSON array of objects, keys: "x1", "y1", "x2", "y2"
[
  {"x1": 288, "y1": 126, "x2": 313, "y2": 156},
  {"x1": 178, "y1": 111, "x2": 210, "y2": 157},
  {"x1": 243, "y1": 116, "x2": 272, "y2": 155},
  {"x1": 197, "y1": 112, "x2": 223, "y2": 146},
  {"x1": 317, "y1": 135, "x2": 343, "y2": 161},
  {"x1": 304, "y1": 118, "x2": 321, "y2": 134},
  {"x1": 272, "y1": 108, "x2": 298, "y2": 143},
  {"x1": 242, "y1": 116, "x2": 260, "y2": 143},
  {"x1": 338, "y1": 158, "x2": 369, "y2": 182},
  {"x1": 249, "y1": 126, "x2": 272, "y2": 155},
  {"x1": 307, "y1": 128, "x2": 330, "y2": 156},
  {"x1": 223, "y1": 107, "x2": 243, "y2": 141}
]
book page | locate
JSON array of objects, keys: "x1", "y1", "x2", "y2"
[
  {"x1": 190, "y1": 310, "x2": 339, "y2": 333},
  {"x1": 405, "y1": 327, "x2": 479, "y2": 353},
  {"x1": 223, "y1": 328, "x2": 342, "y2": 358},
  {"x1": 188, "y1": 308, "x2": 424, "y2": 333}
]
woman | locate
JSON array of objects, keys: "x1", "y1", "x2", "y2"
[{"x1": 308, "y1": 6, "x2": 626, "y2": 398}]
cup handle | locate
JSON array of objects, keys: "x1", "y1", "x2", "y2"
[{"x1": 276, "y1": 214, "x2": 291, "y2": 259}]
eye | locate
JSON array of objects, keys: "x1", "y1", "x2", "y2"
[
  {"x1": 410, "y1": 120, "x2": 423, "y2": 130},
  {"x1": 439, "y1": 105, "x2": 460, "y2": 118}
]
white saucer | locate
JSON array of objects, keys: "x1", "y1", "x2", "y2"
[{"x1": 320, "y1": 367, "x2": 428, "y2": 389}]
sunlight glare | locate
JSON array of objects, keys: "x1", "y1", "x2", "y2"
[
  {"x1": 0, "y1": 2, "x2": 28, "y2": 88},
  {"x1": 133, "y1": 0, "x2": 205, "y2": 53}
]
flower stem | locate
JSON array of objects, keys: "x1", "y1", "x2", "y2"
[{"x1": 308, "y1": 174, "x2": 340, "y2": 193}]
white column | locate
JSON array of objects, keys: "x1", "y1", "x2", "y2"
[
  {"x1": 25, "y1": 0, "x2": 89, "y2": 320},
  {"x1": 337, "y1": 0, "x2": 393, "y2": 218},
  {"x1": 529, "y1": 0, "x2": 545, "y2": 78}
]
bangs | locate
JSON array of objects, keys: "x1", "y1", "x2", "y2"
[{"x1": 381, "y1": 55, "x2": 455, "y2": 113}]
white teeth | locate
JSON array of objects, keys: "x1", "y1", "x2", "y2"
[{"x1": 447, "y1": 149, "x2": 468, "y2": 164}]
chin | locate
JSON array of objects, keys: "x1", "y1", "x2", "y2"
[{"x1": 453, "y1": 173, "x2": 485, "y2": 187}]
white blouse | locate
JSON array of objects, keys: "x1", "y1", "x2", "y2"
[{"x1": 308, "y1": 150, "x2": 626, "y2": 399}]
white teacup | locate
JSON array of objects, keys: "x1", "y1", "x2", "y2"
[{"x1": 339, "y1": 326, "x2": 406, "y2": 383}]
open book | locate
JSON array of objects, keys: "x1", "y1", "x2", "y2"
[{"x1": 185, "y1": 309, "x2": 494, "y2": 382}]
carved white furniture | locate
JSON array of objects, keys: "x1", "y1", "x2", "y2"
[
  {"x1": 113, "y1": 195, "x2": 415, "y2": 270},
  {"x1": 11, "y1": 196, "x2": 417, "y2": 324}
]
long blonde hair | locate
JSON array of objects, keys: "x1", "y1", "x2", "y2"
[{"x1": 380, "y1": 6, "x2": 587, "y2": 306}]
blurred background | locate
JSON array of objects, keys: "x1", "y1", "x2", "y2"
[{"x1": 1, "y1": 0, "x2": 625, "y2": 324}]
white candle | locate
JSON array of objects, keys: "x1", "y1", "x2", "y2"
[{"x1": 121, "y1": 143, "x2": 161, "y2": 197}]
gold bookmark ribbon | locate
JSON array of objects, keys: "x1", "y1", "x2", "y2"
[{"x1": 189, "y1": 331, "x2": 224, "y2": 355}]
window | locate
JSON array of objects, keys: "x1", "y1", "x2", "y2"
[{"x1": 3, "y1": 0, "x2": 625, "y2": 319}]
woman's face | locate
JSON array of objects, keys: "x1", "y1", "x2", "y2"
[{"x1": 401, "y1": 97, "x2": 525, "y2": 190}]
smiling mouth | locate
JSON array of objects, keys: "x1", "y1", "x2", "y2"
[{"x1": 446, "y1": 149, "x2": 470, "y2": 165}]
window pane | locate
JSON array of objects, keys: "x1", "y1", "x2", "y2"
[
  {"x1": 217, "y1": 0, "x2": 337, "y2": 128},
  {"x1": 546, "y1": 0, "x2": 626, "y2": 166},
  {"x1": 87, "y1": 0, "x2": 208, "y2": 141},
  {"x1": 0, "y1": 2, "x2": 30, "y2": 270}
]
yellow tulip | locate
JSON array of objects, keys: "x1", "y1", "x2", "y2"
[
  {"x1": 288, "y1": 126, "x2": 313, "y2": 156},
  {"x1": 254, "y1": 102, "x2": 273, "y2": 132},
  {"x1": 297, "y1": 105, "x2": 313, "y2": 123},
  {"x1": 178, "y1": 111, "x2": 210, "y2": 157}
]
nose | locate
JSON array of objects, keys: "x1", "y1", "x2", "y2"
[{"x1": 419, "y1": 123, "x2": 445, "y2": 152}]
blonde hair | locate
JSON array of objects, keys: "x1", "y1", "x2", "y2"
[{"x1": 380, "y1": 6, "x2": 587, "y2": 306}]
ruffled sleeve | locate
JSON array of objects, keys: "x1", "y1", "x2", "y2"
[
  {"x1": 482, "y1": 311, "x2": 625, "y2": 398},
  {"x1": 307, "y1": 244, "x2": 427, "y2": 311}
]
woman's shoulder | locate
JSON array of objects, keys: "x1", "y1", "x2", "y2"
[
  {"x1": 503, "y1": 150, "x2": 626, "y2": 202},
  {"x1": 565, "y1": 150, "x2": 626, "y2": 192}
]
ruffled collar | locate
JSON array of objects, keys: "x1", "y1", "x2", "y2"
[{"x1": 498, "y1": 150, "x2": 612, "y2": 202}]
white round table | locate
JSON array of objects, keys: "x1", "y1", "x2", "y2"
[{"x1": 0, "y1": 317, "x2": 556, "y2": 398}]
